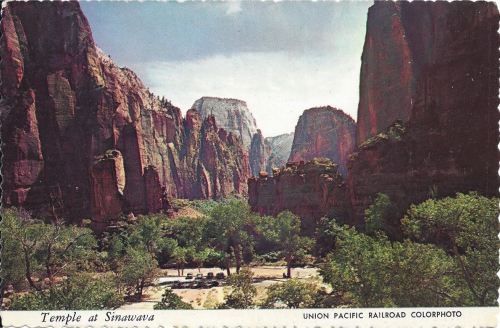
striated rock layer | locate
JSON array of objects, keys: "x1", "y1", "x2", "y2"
[
  {"x1": 265, "y1": 132, "x2": 294, "y2": 174},
  {"x1": 193, "y1": 97, "x2": 258, "y2": 150},
  {"x1": 248, "y1": 158, "x2": 349, "y2": 234},
  {"x1": 289, "y1": 106, "x2": 356, "y2": 176},
  {"x1": 0, "y1": 2, "x2": 250, "y2": 230},
  {"x1": 349, "y1": 1, "x2": 499, "y2": 226},
  {"x1": 249, "y1": 129, "x2": 270, "y2": 177},
  {"x1": 194, "y1": 96, "x2": 270, "y2": 176}
]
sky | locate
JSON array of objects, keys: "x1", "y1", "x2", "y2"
[{"x1": 80, "y1": 1, "x2": 372, "y2": 137}]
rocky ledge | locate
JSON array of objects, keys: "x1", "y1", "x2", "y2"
[{"x1": 248, "y1": 158, "x2": 349, "y2": 234}]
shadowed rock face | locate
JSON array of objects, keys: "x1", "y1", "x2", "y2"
[
  {"x1": 289, "y1": 106, "x2": 356, "y2": 176},
  {"x1": 90, "y1": 150, "x2": 125, "y2": 231},
  {"x1": 265, "y1": 132, "x2": 294, "y2": 174},
  {"x1": 349, "y1": 1, "x2": 499, "y2": 226},
  {"x1": 247, "y1": 2, "x2": 499, "y2": 231},
  {"x1": 0, "y1": 2, "x2": 250, "y2": 229},
  {"x1": 248, "y1": 158, "x2": 349, "y2": 235},
  {"x1": 357, "y1": 1, "x2": 499, "y2": 145}
]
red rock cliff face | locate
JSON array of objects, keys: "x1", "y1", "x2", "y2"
[
  {"x1": 349, "y1": 2, "x2": 499, "y2": 226},
  {"x1": 356, "y1": 2, "x2": 414, "y2": 145},
  {"x1": 248, "y1": 159, "x2": 349, "y2": 234},
  {"x1": 289, "y1": 106, "x2": 356, "y2": 176},
  {"x1": 357, "y1": 1, "x2": 499, "y2": 145},
  {"x1": 0, "y1": 2, "x2": 250, "y2": 228}
]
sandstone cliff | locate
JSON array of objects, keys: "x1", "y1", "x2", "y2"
[
  {"x1": 289, "y1": 106, "x2": 356, "y2": 176},
  {"x1": 247, "y1": 2, "x2": 499, "y2": 232},
  {"x1": 248, "y1": 158, "x2": 349, "y2": 234},
  {"x1": 193, "y1": 97, "x2": 258, "y2": 149},
  {"x1": 349, "y1": 1, "x2": 499, "y2": 225},
  {"x1": 0, "y1": 2, "x2": 250, "y2": 229},
  {"x1": 194, "y1": 96, "x2": 271, "y2": 176},
  {"x1": 249, "y1": 129, "x2": 270, "y2": 177},
  {"x1": 265, "y1": 132, "x2": 294, "y2": 174}
]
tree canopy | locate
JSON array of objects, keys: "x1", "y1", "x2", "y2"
[
  {"x1": 261, "y1": 278, "x2": 321, "y2": 308},
  {"x1": 258, "y1": 211, "x2": 313, "y2": 277},
  {"x1": 203, "y1": 199, "x2": 256, "y2": 274},
  {"x1": 402, "y1": 192, "x2": 499, "y2": 305}
]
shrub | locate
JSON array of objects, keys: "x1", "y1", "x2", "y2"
[
  {"x1": 219, "y1": 268, "x2": 256, "y2": 309},
  {"x1": 154, "y1": 289, "x2": 192, "y2": 310},
  {"x1": 261, "y1": 278, "x2": 321, "y2": 308},
  {"x1": 10, "y1": 273, "x2": 123, "y2": 310}
]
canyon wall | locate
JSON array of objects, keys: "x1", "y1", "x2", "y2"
[
  {"x1": 194, "y1": 96, "x2": 277, "y2": 176},
  {"x1": 289, "y1": 106, "x2": 356, "y2": 176},
  {"x1": 193, "y1": 96, "x2": 258, "y2": 149},
  {"x1": 349, "y1": 1, "x2": 499, "y2": 225},
  {"x1": 265, "y1": 132, "x2": 294, "y2": 174},
  {"x1": 249, "y1": 130, "x2": 270, "y2": 176},
  {"x1": 248, "y1": 158, "x2": 349, "y2": 234},
  {"x1": 248, "y1": 2, "x2": 499, "y2": 231},
  {"x1": 0, "y1": 2, "x2": 250, "y2": 229}
]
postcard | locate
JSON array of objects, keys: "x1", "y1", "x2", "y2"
[{"x1": 0, "y1": 1, "x2": 498, "y2": 327}]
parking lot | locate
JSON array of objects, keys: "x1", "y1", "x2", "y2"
[
  {"x1": 157, "y1": 272, "x2": 226, "y2": 289},
  {"x1": 119, "y1": 266, "x2": 319, "y2": 309}
]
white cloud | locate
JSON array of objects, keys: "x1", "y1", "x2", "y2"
[
  {"x1": 134, "y1": 52, "x2": 360, "y2": 137},
  {"x1": 225, "y1": 1, "x2": 242, "y2": 15}
]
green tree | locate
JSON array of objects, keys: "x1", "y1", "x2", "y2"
[
  {"x1": 188, "y1": 199, "x2": 219, "y2": 216},
  {"x1": 314, "y1": 217, "x2": 338, "y2": 258},
  {"x1": 204, "y1": 199, "x2": 255, "y2": 275},
  {"x1": 402, "y1": 192, "x2": 499, "y2": 306},
  {"x1": 364, "y1": 193, "x2": 399, "y2": 238},
  {"x1": 118, "y1": 246, "x2": 158, "y2": 298},
  {"x1": 171, "y1": 245, "x2": 188, "y2": 276},
  {"x1": 1, "y1": 209, "x2": 33, "y2": 292},
  {"x1": 1, "y1": 209, "x2": 97, "y2": 292},
  {"x1": 154, "y1": 289, "x2": 193, "y2": 309},
  {"x1": 157, "y1": 237, "x2": 179, "y2": 267},
  {"x1": 108, "y1": 234, "x2": 125, "y2": 270},
  {"x1": 319, "y1": 222, "x2": 469, "y2": 307},
  {"x1": 192, "y1": 248, "x2": 210, "y2": 272},
  {"x1": 35, "y1": 221, "x2": 97, "y2": 285},
  {"x1": 163, "y1": 216, "x2": 206, "y2": 249},
  {"x1": 260, "y1": 211, "x2": 313, "y2": 278},
  {"x1": 261, "y1": 278, "x2": 321, "y2": 308},
  {"x1": 204, "y1": 248, "x2": 226, "y2": 268},
  {"x1": 220, "y1": 268, "x2": 256, "y2": 309},
  {"x1": 127, "y1": 215, "x2": 165, "y2": 254},
  {"x1": 10, "y1": 273, "x2": 123, "y2": 310}
]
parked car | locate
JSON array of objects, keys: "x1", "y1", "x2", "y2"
[
  {"x1": 208, "y1": 280, "x2": 219, "y2": 287},
  {"x1": 193, "y1": 281, "x2": 208, "y2": 289},
  {"x1": 206, "y1": 272, "x2": 215, "y2": 280},
  {"x1": 195, "y1": 273, "x2": 204, "y2": 280},
  {"x1": 171, "y1": 281, "x2": 182, "y2": 289},
  {"x1": 185, "y1": 273, "x2": 193, "y2": 280},
  {"x1": 180, "y1": 281, "x2": 193, "y2": 289},
  {"x1": 215, "y1": 272, "x2": 225, "y2": 280}
]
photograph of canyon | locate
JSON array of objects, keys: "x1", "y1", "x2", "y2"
[{"x1": 1, "y1": 0, "x2": 498, "y2": 311}]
